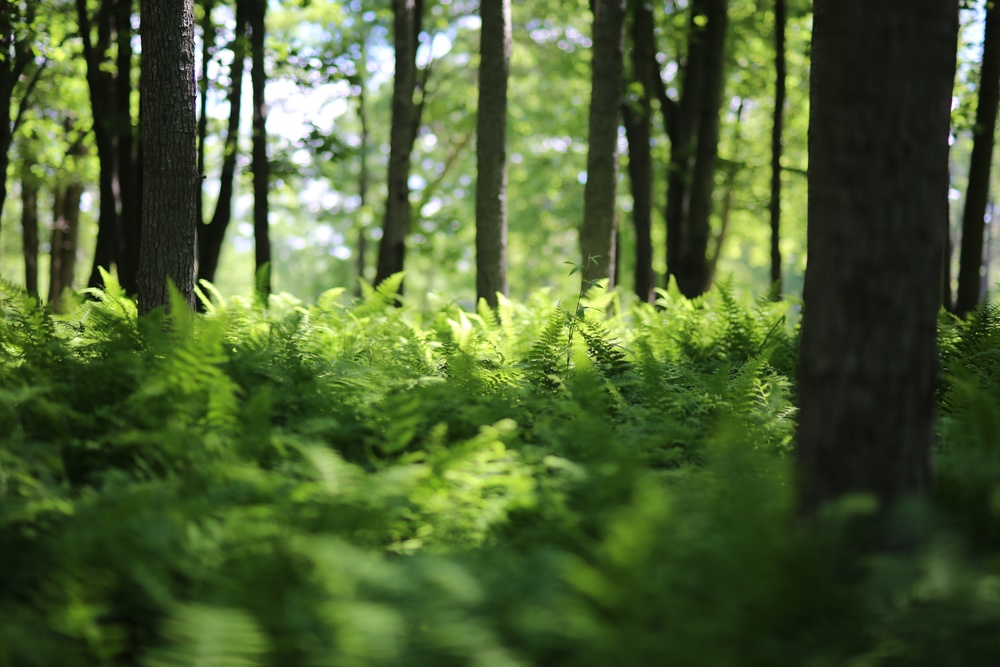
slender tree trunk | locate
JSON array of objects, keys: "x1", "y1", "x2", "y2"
[
  {"x1": 49, "y1": 183, "x2": 84, "y2": 308},
  {"x1": 355, "y1": 53, "x2": 370, "y2": 295},
  {"x1": 476, "y1": 0, "x2": 512, "y2": 308},
  {"x1": 622, "y1": 0, "x2": 656, "y2": 304},
  {"x1": 709, "y1": 98, "x2": 745, "y2": 282},
  {"x1": 659, "y1": 0, "x2": 727, "y2": 299},
  {"x1": 956, "y1": 0, "x2": 1000, "y2": 316},
  {"x1": 375, "y1": 0, "x2": 423, "y2": 290},
  {"x1": 0, "y1": 3, "x2": 36, "y2": 237},
  {"x1": 196, "y1": 0, "x2": 216, "y2": 225},
  {"x1": 580, "y1": 0, "x2": 627, "y2": 290},
  {"x1": 797, "y1": 0, "x2": 958, "y2": 512},
  {"x1": 21, "y1": 170, "x2": 39, "y2": 297},
  {"x1": 249, "y1": 0, "x2": 270, "y2": 300},
  {"x1": 982, "y1": 200, "x2": 995, "y2": 298},
  {"x1": 115, "y1": 0, "x2": 140, "y2": 293},
  {"x1": 197, "y1": 0, "x2": 248, "y2": 286},
  {"x1": 137, "y1": 0, "x2": 198, "y2": 314},
  {"x1": 769, "y1": 0, "x2": 786, "y2": 298}
]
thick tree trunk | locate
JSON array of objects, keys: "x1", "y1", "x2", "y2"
[
  {"x1": 475, "y1": 0, "x2": 512, "y2": 308},
  {"x1": 0, "y1": 3, "x2": 35, "y2": 237},
  {"x1": 249, "y1": 0, "x2": 270, "y2": 300},
  {"x1": 198, "y1": 0, "x2": 248, "y2": 286},
  {"x1": 21, "y1": 171, "x2": 38, "y2": 297},
  {"x1": 660, "y1": 0, "x2": 727, "y2": 299},
  {"x1": 955, "y1": 1, "x2": 1000, "y2": 317},
  {"x1": 622, "y1": 0, "x2": 656, "y2": 304},
  {"x1": 375, "y1": 0, "x2": 423, "y2": 290},
  {"x1": 580, "y1": 0, "x2": 627, "y2": 290},
  {"x1": 769, "y1": 0, "x2": 786, "y2": 298},
  {"x1": 137, "y1": 0, "x2": 198, "y2": 314},
  {"x1": 797, "y1": 0, "x2": 958, "y2": 512}
]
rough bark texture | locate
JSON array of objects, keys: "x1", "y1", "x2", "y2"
[
  {"x1": 622, "y1": 0, "x2": 656, "y2": 304},
  {"x1": 955, "y1": 0, "x2": 1000, "y2": 317},
  {"x1": 137, "y1": 0, "x2": 198, "y2": 314},
  {"x1": 198, "y1": 0, "x2": 248, "y2": 286},
  {"x1": 769, "y1": 0, "x2": 786, "y2": 298},
  {"x1": 249, "y1": 0, "x2": 270, "y2": 300},
  {"x1": 21, "y1": 170, "x2": 38, "y2": 297},
  {"x1": 657, "y1": 0, "x2": 727, "y2": 299},
  {"x1": 375, "y1": 0, "x2": 423, "y2": 290},
  {"x1": 475, "y1": 0, "x2": 512, "y2": 308},
  {"x1": 580, "y1": 0, "x2": 626, "y2": 290},
  {"x1": 797, "y1": 0, "x2": 958, "y2": 512}
]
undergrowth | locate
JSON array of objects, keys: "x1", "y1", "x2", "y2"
[{"x1": 0, "y1": 275, "x2": 998, "y2": 666}]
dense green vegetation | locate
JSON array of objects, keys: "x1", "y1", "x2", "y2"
[{"x1": 2, "y1": 277, "x2": 999, "y2": 665}]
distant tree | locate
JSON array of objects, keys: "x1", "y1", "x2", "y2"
[
  {"x1": 769, "y1": 0, "x2": 787, "y2": 298},
  {"x1": 19, "y1": 156, "x2": 38, "y2": 297},
  {"x1": 76, "y1": 0, "x2": 142, "y2": 293},
  {"x1": 796, "y1": 0, "x2": 958, "y2": 511},
  {"x1": 375, "y1": 0, "x2": 425, "y2": 292},
  {"x1": 136, "y1": 0, "x2": 198, "y2": 314},
  {"x1": 0, "y1": 1, "x2": 42, "y2": 237},
  {"x1": 475, "y1": 0, "x2": 512, "y2": 308},
  {"x1": 956, "y1": 0, "x2": 1000, "y2": 317},
  {"x1": 580, "y1": 0, "x2": 627, "y2": 290},
  {"x1": 249, "y1": 0, "x2": 270, "y2": 300},
  {"x1": 197, "y1": 0, "x2": 249, "y2": 287},
  {"x1": 622, "y1": 0, "x2": 656, "y2": 304}
]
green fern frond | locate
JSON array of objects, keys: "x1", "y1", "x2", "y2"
[{"x1": 144, "y1": 604, "x2": 268, "y2": 667}]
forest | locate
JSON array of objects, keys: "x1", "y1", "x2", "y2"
[{"x1": 2, "y1": 0, "x2": 1000, "y2": 664}]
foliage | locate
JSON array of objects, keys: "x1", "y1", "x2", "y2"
[{"x1": 1, "y1": 282, "x2": 999, "y2": 665}]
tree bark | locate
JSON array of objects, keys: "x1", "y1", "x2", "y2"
[
  {"x1": 475, "y1": 0, "x2": 512, "y2": 308},
  {"x1": 375, "y1": 0, "x2": 424, "y2": 291},
  {"x1": 955, "y1": 0, "x2": 1000, "y2": 316},
  {"x1": 796, "y1": 0, "x2": 958, "y2": 512},
  {"x1": 249, "y1": 0, "x2": 270, "y2": 301},
  {"x1": 197, "y1": 0, "x2": 248, "y2": 286},
  {"x1": 49, "y1": 183, "x2": 84, "y2": 308},
  {"x1": 21, "y1": 168, "x2": 39, "y2": 297},
  {"x1": 622, "y1": 0, "x2": 656, "y2": 304},
  {"x1": 196, "y1": 0, "x2": 216, "y2": 226},
  {"x1": 0, "y1": 2, "x2": 37, "y2": 237},
  {"x1": 580, "y1": 0, "x2": 627, "y2": 290},
  {"x1": 769, "y1": 0, "x2": 787, "y2": 298},
  {"x1": 137, "y1": 0, "x2": 198, "y2": 314}
]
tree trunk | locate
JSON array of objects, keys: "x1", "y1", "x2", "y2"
[
  {"x1": 769, "y1": 0, "x2": 787, "y2": 298},
  {"x1": 955, "y1": 0, "x2": 1000, "y2": 317},
  {"x1": 196, "y1": 0, "x2": 216, "y2": 226},
  {"x1": 355, "y1": 51, "x2": 370, "y2": 296},
  {"x1": 475, "y1": 0, "x2": 512, "y2": 308},
  {"x1": 658, "y1": 0, "x2": 727, "y2": 299},
  {"x1": 49, "y1": 183, "x2": 84, "y2": 308},
  {"x1": 622, "y1": 0, "x2": 656, "y2": 304},
  {"x1": 198, "y1": 0, "x2": 248, "y2": 286},
  {"x1": 249, "y1": 0, "x2": 270, "y2": 301},
  {"x1": 21, "y1": 169, "x2": 39, "y2": 297},
  {"x1": 796, "y1": 0, "x2": 958, "y2": 512},
  {"x1": 375, "y1": 0, "x2": 423, "y2": 291},
  {"x1": 79, "y1": 0, "x2": 140, "y2": 293},
  {"x1": 580, "y1": 0, "x2": 627, "y2": 290},
  {"x1": 0, "y1": 2, "x2": 36, "y2": 237},
  {"x1": 137, "y1": 0, "x2": 198, "y2": 314}
]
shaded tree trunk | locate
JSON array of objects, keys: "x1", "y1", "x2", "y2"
[
  {"x1": 769, "y1": 0, "x2": 786, "y2": 298},
  {"x1": 249, "y1": 0, "x2": 270, "y2": 300},
  {"x1": 355, "y1": 51, "x2": 370, "y2": 296},
  {"x1": 49, "y1": 183, "x2": 85, "y2": 308},
  {"x1": 78, "y1": 0, "x2": 141, "y2": 293},
  {"x1": 137, "y1": 0, "x2": 198, "y2": 314},
  {"x1": 475, "y1": 0, "x2": 512, "y2": 308},
  {"x1": 955, "y1": 0, "x2": 1000, "y2": 317},
  {"x1": 580, "y1": 0, "x2": 627, "y2": 290},
  {"x1": 196, "y1": 0, "x2": 216, "y2": 225},
  {"x1": 622, "y1": 0, "x2": 656, "y2": 304},
  {"x1": 21, "y1": 168, "x2": 38, "y2": 297},
  {"x1": 797, "y1": 0, "x2": 958, "y2": 512},
  {"x1": 197, "y1": 0, "x2": 248, "y2": 286},
  {"x1": 375, "y1": 0, "x2": 424, "y2": 291},
  {"x1": 0, "y1": 2, "x2": 38, "y2": 236}
]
